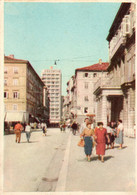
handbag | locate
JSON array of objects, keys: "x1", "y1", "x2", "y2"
[{"x1": 77, "y1": 138, "x2": 85, "y2": 147}]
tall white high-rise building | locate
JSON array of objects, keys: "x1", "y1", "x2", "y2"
[{"x1": 41, "y1": 67, "x2": 62, "y2": 126}]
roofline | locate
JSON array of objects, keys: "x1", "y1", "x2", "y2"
[
  {"x1": 27, "y1": 61, "x2": 45, "y2": 86},
  {"x1": 5, "y1": 56, "x2": 45, "y2": 86},
  {"x1": 5, "y1": 56, "x2": 28, "y2": 63},
  {"x1": 106, "y1": 3, "x2": 131, "y2": 41},
  {"x1": 75, "y1": 69, "x2": 108, "y2": 73}
]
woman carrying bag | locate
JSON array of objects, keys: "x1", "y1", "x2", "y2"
[{"x1": 80, "y1": 121, "x2": 95, "y2": 162}]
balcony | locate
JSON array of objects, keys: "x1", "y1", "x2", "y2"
[
  {"x1": 109, "y1": 15, "x2": 132, "y2": 60},
  {"x1": 110, "y1": 36, "x2": 126, "y2": 60},
  {"x1": 94, "y1": 77, "x2": 121, "y2": 94},
  {"x1": 121, "y1": 73, "x2": 135, "y2": 87}
]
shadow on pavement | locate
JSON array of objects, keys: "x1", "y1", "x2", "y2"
[
  {"x1": 20, "y1": 141, "x2": 39, "y2": 143},
  {"x1": 114, "y1": 145, "x2": 127, "y2": 149},
  {"x1": 78, "y1": 155, "x2": 114, "y2": 162},
  {"x1": 104, "y1": 155, "x2": 114, "y2": 161},
  {"x1": 121, "y1": 146, "x2": 127, "y2": 149},
  {"x1": 91, "y1": 156, "x2": 99, "y2": 161}
]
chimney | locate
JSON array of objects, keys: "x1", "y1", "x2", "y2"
[
  {"x1": 99, "y1": 59, "x2": 102, "y2": 64},
  {"x1": 9, "y1": 54, "x2": 14, "y2": 58}
]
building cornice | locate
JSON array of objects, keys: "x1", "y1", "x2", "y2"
[{"x1": 107, "y1": 3, "x2": 131, "y2": 41}]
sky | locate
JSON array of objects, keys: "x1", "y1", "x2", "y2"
[{"x1": 4, "y1": 2, "x2": 121, "y2": 95}]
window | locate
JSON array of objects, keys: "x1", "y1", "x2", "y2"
[
  {"x1": 84, "y1": 73, "x2": 88, "y2": 77},
  {"x1": 84, "y1": 107, "x2": 88, "y2": 113},
  {"x1": 93, "y1": 73, "x2": 97, "y2": 77},
  {"x1": 13, "y1": 79, "x2": 18, "y2": 85},
  {"x1": 13, "y1": 104, "x2": 18, "y2": 110},
  {"x1": 4, "y1": 92, "x2": 8, "y2": 98},
  {"x1": 4, "y1": 79, "x2": 7, "y2": 86},
  {"x1": 85, "y1": 82, "x2": 88, "y2": 89},
  {"x1": 84, "y1": 96, "x2": 89, "y2": 101},
  {"x1": 13, "y1": 92, "x2": 20, "y2": 99},
  {"x1": 13, "y1": 67, "x2": 18, "y2": 74},
  {"x1": 4, "y1": 67, "x2": 8, "y2": 74}
]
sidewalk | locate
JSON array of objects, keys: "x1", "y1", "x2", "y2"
[
  {"x1": 4, "y1": 128, "x2": 69, "y2": 192},
  {"x1": 65, "y1": 133, "x2": 136, "y2": 192}
]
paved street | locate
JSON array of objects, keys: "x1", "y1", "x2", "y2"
[{"x1": 4, "y1": 128, "x2": 136, "y2": 192}]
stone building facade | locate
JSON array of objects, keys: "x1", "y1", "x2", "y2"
[
  {"x1": 63, "y1": 60, "x2": 109, "y2": 125},
  {"x1": 4, "y1": 55, "x2": 48, "y2": 123},
  {"x1": 74, "y1": 60, "x2": 109, "y2": 124},
  {"x1": 94, "y1": 3, "x2": 136, "y2": 136}
]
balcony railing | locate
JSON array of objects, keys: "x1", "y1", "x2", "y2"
[
  {"x1": 94, "y1": 77, "x2": 121, "y2": 92},
  {"x1": 110, "y1": 36, "x2": 126, "y2": 59}
]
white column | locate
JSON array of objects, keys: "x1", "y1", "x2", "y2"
[{"x1": 101, "y1": 95, "x2": 107, "y2": 127}]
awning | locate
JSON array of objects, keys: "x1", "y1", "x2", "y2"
[{"x1": 5, "y1": 112, "x2": 25, "y2": 123}]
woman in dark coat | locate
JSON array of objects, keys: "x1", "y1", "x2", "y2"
[{"x1": 106, "y1": 122, "x2": 113, "y2": 149}]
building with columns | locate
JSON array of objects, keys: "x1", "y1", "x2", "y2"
[{"x1": 93, "y1": 3, "x2": 136, "y2": 136}]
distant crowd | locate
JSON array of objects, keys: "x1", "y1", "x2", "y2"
[{"x1": 5, "y1": 118, "x2": 135, "y2": 161}]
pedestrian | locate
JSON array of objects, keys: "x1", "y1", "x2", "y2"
[
  {"x1": 25, "y1": 123, "x2": 31, "y2": 143},
  {"x1": 34, "y1": 122, "x2": 37, "y2": 129},
  {"x1": 14, "y1": 121, "x2": 24, "y2": 143},
  {"x1": 60, "y1": 123, "x2": 63, "y2": 132},
  {"x1": 115, "y1": 119, "x2": 124, "y2": 149},
  {"x1": 79, "y1": 118, "x2": 89, "y2": 134},
  {"x1": 41, "y1": 123, "x2": 47, "y2": 136},
  {"x1": 94, "y1": 122, "x2": 110, "y2": 163},
  {"x1": 62, "y1": 123, "x2": 66, "y2": 132},
  {"x1": 110, "y1": 121, "x2": 117, "y2": 149},
  {"x1": 71, "y1": 121, "x2": 78, "y2": 135},
  {"x1": 80, "y1": 121, "x2": 95, "y2": 162},
  {"x1": 106, "y1": 122, "x2": 113, "y2": 149}
]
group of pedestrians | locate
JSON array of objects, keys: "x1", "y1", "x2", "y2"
[
  {"x1": 59, "y1": 123, "x2": 66, "y2": 132},
  {"x1": 14, "y1": 121, "x2": 47, "y2": 143},
  {"x1": 79, "y1": 118, "x2": 124, "y2": 163},
  {"x1": 14, "y1": 122, "x2": 31, "y2": 143}
]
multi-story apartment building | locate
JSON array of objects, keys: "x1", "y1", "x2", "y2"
[
  {"x1": 41, "y1": 67, "x2": 62, "y2": 126},
  {"x1": 64, "y1": 60, "x2": 109, "y2": 124},
  {"x1": 4, "y1": 55, "x2": 48, "y2": 124},
  {"x1": 93, "y1": 3, "x2": 136, "y2": 136},
  {"x1": 62, "y1": 95, "x2": 69, "y2": 121},
  {"x1": 42, "y1": 86, "x2": 50, "y2": 125}
]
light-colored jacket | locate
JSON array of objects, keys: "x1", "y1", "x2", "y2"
[{"x1": 25, "y1": 125, "x2": 31, "y2": 132}]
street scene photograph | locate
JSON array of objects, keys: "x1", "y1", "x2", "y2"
[{"x1": 2, "y1": 1, "x2": 136, "y2": 193}]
